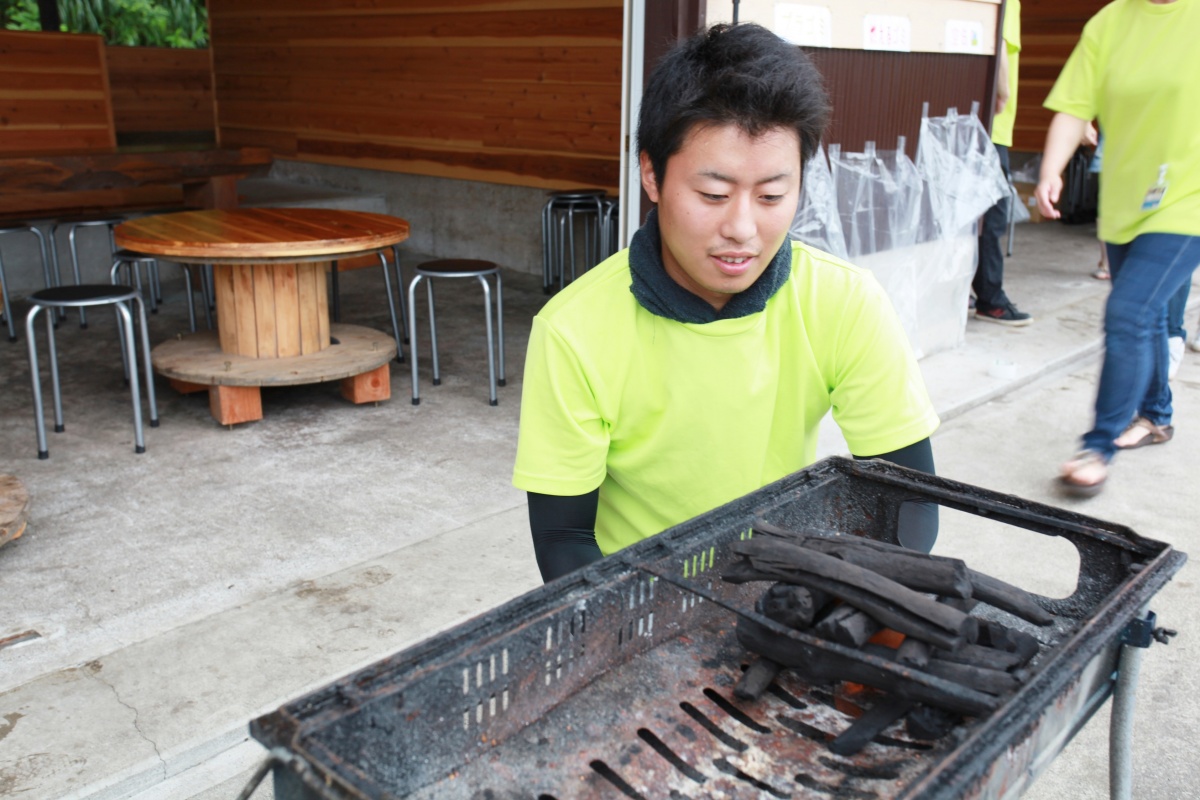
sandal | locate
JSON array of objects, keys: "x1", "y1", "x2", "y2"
[
  {"x1": 1058, "y1": 450, "x2": 1108, "y2": 498},
  {"x1": 1092, "y1": 266, "x2": 1110, "y2": 280},
  {"x1": 1114, "y1": 416, "x2": 1174, "y2": 449}
]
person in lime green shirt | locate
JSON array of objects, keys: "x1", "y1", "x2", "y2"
[
  {"x1": 973, "y1": 0, "x2": 1032, "y2": 326},
  {"x1": 1036, "y1": 0, "x2": 1200, "y2": 495},
  {"x1": 513, "y1": 23, "x2": 940, "y2": 582}
]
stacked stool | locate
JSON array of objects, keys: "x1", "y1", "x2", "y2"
[
  {"x1": 408, "y1": 259, "x2": 504, "y2": 406},
  {"x1": 540, "y1": 189, "x2": 605, "y2": 293},
  {"x1": 0, "y1": 222, "x2": 54, "y2": 341},
  {"x1": 24, "y1": 284, "x2": 158, "y2": 459}
]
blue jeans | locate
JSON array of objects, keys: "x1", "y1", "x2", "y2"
[
  {"x1": 1167, "y1": 279, "x2": 1190, "y2": 341},
  {"x1": 1084, "y1": 233, "x2": 1200, "y2": 459}
]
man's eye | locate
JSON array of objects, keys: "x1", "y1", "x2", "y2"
[
  {"x1": 761, "y1": 194, "x2": 784, "y2": 203},
  {"x1": 701, "y1": 192, "x2": 726, "y2": 201}
]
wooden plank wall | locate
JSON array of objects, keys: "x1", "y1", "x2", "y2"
[
  {"x1": 804, "y1": 49, "x2": 992, "y2": 156},
  {"x1": 106, "y1": 45, "x2": 216, "y2": 137},
  {"x1": 0, "y1": 30, "x2": 116, "y2": 156},
  {"x1": 1013, "y1": 0, "x2": 1106, "y2": 152},
  {"x1": 207, "y1": 0, "x2": 624, "y2": 191}
]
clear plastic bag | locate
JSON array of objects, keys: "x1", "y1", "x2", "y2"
[{"x1": 789, "y1": 144, "x2": 849, "y2": 260}]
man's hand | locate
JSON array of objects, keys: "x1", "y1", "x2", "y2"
[{"x1": 1034, "y1": 176, "x2": 1063, "y2": 220}]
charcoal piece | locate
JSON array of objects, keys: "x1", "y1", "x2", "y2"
[
  {"x1": 896, "y1": 638, "x2": 932, "y2": 668},
  {"x1": 828, "y1": 695, "x2": 914, "y2": 756},
  {"x1": 758, "y1": 583, "x2": 829, "y2": 630},
  {"x1": 933, "y1": 643, "x2": 1026, "y2": 672},
  {"x1": 736, "y1": 615, "x2": 999, "y2": 717},
  {"x1": 734, "y1": 656, "x2": 782, "y2": 701},
  {"x1": 923, "y1": 660, "x2": 1023, "y2": 697},
  {"x1": 975, "y1": 620, "x2": 1041, "y2": 667},
  {"x1": 726, "y1": 541, "x2": 969, "y2": 651},
  {"x1": 814, "y1": 604, "x2": 881, "y2": 648},
  {"x1": 906, "y1": 705, "x2": 961, "y2": 740},
  {"x1": 966, "y1": 569, "x2": 1055, "y2": 626},
  {"x1": 753, "y1": 521, "x2": 973, "y2": 598}
]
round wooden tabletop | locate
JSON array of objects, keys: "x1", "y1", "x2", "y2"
[{"x1": 114, "y1": 208, "x2": 410, "y2": 262}]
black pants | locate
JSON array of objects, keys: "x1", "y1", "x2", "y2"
[{"x1": 974, "y1": 143, "x2": 1012, "y2": 311}]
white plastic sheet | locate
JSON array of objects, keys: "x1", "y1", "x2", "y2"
[{"x1": 788, "y1": 106, "x2": 1008, "y2": 358}]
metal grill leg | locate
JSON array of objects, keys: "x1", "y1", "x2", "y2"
[{"x1": 1109, "y1": 642, "x2": 1144, "y2": 800}]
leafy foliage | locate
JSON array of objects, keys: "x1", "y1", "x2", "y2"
[{"x1": 2, "y1": 0, "x2": 208, "y2": 47}]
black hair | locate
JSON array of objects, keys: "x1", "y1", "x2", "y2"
[{"x1": 636, "y1": 23, "x2": 830, "y2": 186}]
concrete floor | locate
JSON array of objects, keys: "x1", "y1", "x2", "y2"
[{"x1": 0, "y1": 221, "x2": 1195, "y2": 799}]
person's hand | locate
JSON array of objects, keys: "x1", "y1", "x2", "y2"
[{"x1": 1034, "y1": 176, "x2": 1063, "y2": 220}]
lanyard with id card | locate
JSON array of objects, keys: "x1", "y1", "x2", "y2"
[{"x1": 1142, "y1": 164, "x2": 1168, "y2": 211}]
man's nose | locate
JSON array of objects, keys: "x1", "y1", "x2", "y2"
[{"x1": 719, "y1": 195, "x2": 756, "y2": 242}]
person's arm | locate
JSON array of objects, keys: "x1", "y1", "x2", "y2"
[
  {"x1": 1034, "y1": 112, "x2": 1090, "y2": 219},
  {"x1": 853, "y1": 437, "x2": 938, "y2": 553},
  {"x1": 527, "y1": 489, "x2": 603, "y2": 583},
  {"x1": 994, "y1": 46, "x2": 1010, "y2": 116}
]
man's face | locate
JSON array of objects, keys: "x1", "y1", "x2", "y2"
[{"x1": 640, "y1": 123, "x2": 801, "y2": 311}]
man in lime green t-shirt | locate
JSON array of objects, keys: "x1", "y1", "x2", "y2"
[
  {"x1": 513, "y1": 23, "x2": 940, "y2": 582},
  {"x1": 974, "y1": 0, "x2": 1032, "y2": 326}
]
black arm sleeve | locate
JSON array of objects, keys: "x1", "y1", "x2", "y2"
[
  {"x1": 527, "y1": 489, "x2": 604, "y2": 583},
  {"x1": 853, "y1": 437, "x2": 938, "y2": 554}
]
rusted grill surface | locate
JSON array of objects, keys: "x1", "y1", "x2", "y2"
[{"x1": 253, "y1": 458, "x2": 1186, "y2": 800}]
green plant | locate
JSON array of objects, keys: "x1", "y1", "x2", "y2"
[
  {"x1": 2, "y1": 0, "x2": 42, "y2": 30},
  {"x1": 2, "y1": 0, "x2": 208, "y2": 47}
]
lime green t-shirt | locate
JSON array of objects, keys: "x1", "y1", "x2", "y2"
[
  {"x1": 991, "y1": 0, "x2": 1021, "y2": 147},
  {"x1": 1044, "y1": 0, "x2": 1200, "y2": 243},
  {"x1": 512, "y1": 241, "x2": 940, "y2": 556}
]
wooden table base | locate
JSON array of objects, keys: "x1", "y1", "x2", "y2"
[{"x1": 152, "y1": 324, "x2": 397, "y2": 425}]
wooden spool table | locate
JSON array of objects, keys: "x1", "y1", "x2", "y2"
[{"x1": 115, "y1": 208, "x2": 410, "y2": 425}]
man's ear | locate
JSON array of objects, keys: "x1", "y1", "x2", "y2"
[{"x1": 639, "y1": 152, "x2": 660, "y2": 203}]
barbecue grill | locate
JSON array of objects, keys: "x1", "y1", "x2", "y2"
[{"x1": 248, "y1": 457, "x2": 1185, "y2": 799}]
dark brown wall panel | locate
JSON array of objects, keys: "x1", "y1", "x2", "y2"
[
  {"x1": 802, "y1": 48, "x2": 991, "y2": 158},
  {"x1": 106, "y1": 45, "x2": 215, "y2": 136},
  {"x1": 0, "y1": 30, "x2": 116, "y2": 156},
  {"x1": 207, "y1": 0, "x2": 623, "y2": 191}
]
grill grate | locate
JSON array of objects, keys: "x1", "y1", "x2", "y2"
[{"x1": 253, "y1": 458, "x2": 1186, "y2": 800}]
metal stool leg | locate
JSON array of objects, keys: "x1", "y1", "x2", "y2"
[
  {"x1": 67, "y1": 225, "x2": 89, "y2": 327},
  {"x1": 132, "y1": 294, "x2": 158, "y2": 428},
  {"x1": 495, "y1": 270, "x2": 505, "y2": 387},
  {"x1": 25, "y1": 305, "x2": 49, "y2": 458},
  {"x1": 180, "y1": 264, "x2": 197, "y2": 333},
  {"x1": 408, "y1": 274, "x2": 423, "y2": 405},
  {"x1": 110, "y1": 260, "x2": 134, "y2": 382},
  {"x1": 378, "y1": 251, "x2": 404, "y2": 363},
  {"x1": 0, "y1": 251, "x2": 15, "y2": 342},
  {"x1": 45, "y1": 307, "x2": 64, "y2": 433},
  {"x1": 202, "y1": 264, "x2": 214, "y2": 330},
  {"x1": 392, "y1": 244, "x2": 409, "y2": 343},
  {"x1": 477, "y1": 276, "x2": 497, "y2": 406},
  {"x1": 114, "y1": 300, "x2": 146, "y2": 453},
  {"x1": 427, "y1": 279, "x2": 440, "y2": 385}
]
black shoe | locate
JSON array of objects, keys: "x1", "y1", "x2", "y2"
[{"x1": 975, "y1": 303, "x2": 1032, "y2": 327}]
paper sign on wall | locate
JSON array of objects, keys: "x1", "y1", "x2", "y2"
[
  {"x1": 862, "y1": 14, "x2": 911, "y2": 52},
  {"x1": 774, "y1": 4, "x2": 833, "y2": 48},
  {"x1": 944, "y1": 20, "x2": 985, "y2": 54}
]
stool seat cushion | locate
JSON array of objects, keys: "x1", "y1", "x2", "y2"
[
  {"x1": 30, "y1": 284, "x2": 138, "y2": 307},
  {"x1": 56, "y1": 215, "x2": 124, "y2": 226},
  {"x1": 113, "y1": 248, "x2": 158, "y2": 261},
  {"x1": 416, "y1": 259, "x2": 498, "y2": 277}
]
